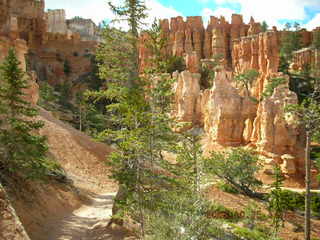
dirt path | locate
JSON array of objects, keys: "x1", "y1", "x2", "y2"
[{"x1": 47, "y1": 192, "x2": 117, "y2": 240}]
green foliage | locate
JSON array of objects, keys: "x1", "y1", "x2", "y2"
[
  {"x1": 278, "y1": 56, "x2": 290, "y2": 73},
  {"x1": 175, "y1": 131, "x2": 204, "y2": 194},
  {"x1": 261, "y1": 21, "x2": 268, "y2": 32},
  {"x1": 262, "y1": 77, "x2": 286, "y2": 98},
  {"x1": 0, "y1": 48, "x2": 60, "y2": 180},
  {"x1": 315, "y1": 157, "x2": 320, "y2": 182},
  {"x1": 268, "y1": 189, "x2": 320, "y2": 217},
  {"x1": 232, "y1": 225, "x2": 270, "y2": 240},
  {"x1": 38, "y1": 82, "x2": 58, "y2": 110},
  {"x1": 166, "y1": 55, "x2": 186, "y2": 74},
  {"x1": 235, "y1": 69, "x2": 259, "y2": 97},
  {"x1": 55, "y1": 82, "x2": 73, "y2": 110},
  {"x1": 243, "y1": 202, "x2": 262, "y2": 229},
  {"x1": 312, "y1": 31, "x2": 320, "y2": 49},
  {"x1": 280, "y1": 22, "x2": 302, "y2": 61},
  {"x1": 146, "y1": 192, "x2": 239, "y2": 240},
  {"x1": 204, "y1": 148, "x2": 263, "y2": 198},
  {"x1": 207, "y1": 202, "x2": 243, "y2": 220},
  {"x1": 200, "y1": 54, "x2": 223, "y2": 89},
  {"x1": 286, "y1": 97, "x2": 320, "y2": 133},
  {"x1": 63, "y1": 59, "x2": 71, "y2": 76},
  {"x1": 268, "y1": 166, "x2": 286, "y2": 236},
  {"x1": 94, "y1": 8, "x2": 183, "y2": 237},
  {"x1": 216, "y1": 181, "x2": 240, "y2": 194}
]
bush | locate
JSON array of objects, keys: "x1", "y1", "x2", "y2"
[
  {"x1": 166, "y1": 55, "x2": 186, "y2": 74},
  {"x1": 268, "y1": 190, "x2": 320, "y2": 217},
  {"x1": 217, "y1": 181, "x2": 240, "y2": 194},
  {"x1": 206, "y1": 202, "x2": 243, "y2": 220},
  {"x1": 63, "y1": 59, "x2": 71, "y2": 76},
  {"x1": 232, "y1": 226, "x2": 270, "y2": 240}
]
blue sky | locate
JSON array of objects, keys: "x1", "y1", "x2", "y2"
[{"x1": 45, "y1": 0, "x2": 320, "y2": 30}]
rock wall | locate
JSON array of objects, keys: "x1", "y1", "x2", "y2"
[
  {"x1": 169, "y1": 17, "x2": 310, "y2": 182},
  {"x1": 140, "y1": 14, "x2": 263, "y2": 72},
  {"x1": 27, "y1": 37, "x2": 97, "y2": 86},
  {"x1": 0, "y1": 0, "x2": 46, "y2": 47},
  {"x1": 66, "y1": 17, "x2": 101, "y2": 41},
  {"x1": 47, "y1": 9, "x2": 68, "y2": 34}
]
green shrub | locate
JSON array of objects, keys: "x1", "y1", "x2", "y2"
[
  {"x1": 166, "y1": 55, "x2": 186, "y2": 74},
  {"x1": 207, "y1": 202, "x2": 243, "y2": 220},
  {"x1": 268, "y1": 190, "x2": 320, "y2": 217},
  {"x1": 63, "y1": 59, "x2": 71, "y2": 76},
  {"x1": 217, "y1": 181, "x2": 240, "y2": 194},
  {"x1": 204, "y1": 148, "x2": 263, "y2": 198},
  {"x1": 233, "y1": 226, "x2": 269, "y2": 240}
]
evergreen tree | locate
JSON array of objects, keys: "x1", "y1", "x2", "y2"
[
  {"x1": 280, "y1": 22, "x2": 302, "y2": 61},
  {"x1": 0, "y1": 49, "x2": 57, "y2": 180},
  {"x1": 286, "y1": 83, "x2": 320, "y2": 240},
  {"x1": 204, "y1": 148, "x2": 263, "y2": 199},
  {"x1": 94, "y1": 5, "x2": 179, "y2": 237},
  {"x1": 261, "y1": 21, "x2": 268, "y2": 32},
  {"x1": 268, "y1": 166, "x2": 286, "y2": 237}
]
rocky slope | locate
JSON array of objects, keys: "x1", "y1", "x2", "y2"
[{"x1": 0, "y1": 184, "x2": 30, "y2": 240}]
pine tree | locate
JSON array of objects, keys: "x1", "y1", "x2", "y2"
[
  {"x1": 0, "y1": 48, "x2": 56, "y2": 180},
  {"x1": 280, "y1": 22, "x2": 302, "y2": 61},
  {"x1": 261, "y1": 21, "x2": 268, "y2": 32},
  {"x1": 286, "y1": 83, "x2": 320, "y2": 240},
  {"x1": 94, "y1": 4, "x2": 179, "y2": 237},
  {"x1": 268, "y1": 166, "x2": 286, "y2": 237}
]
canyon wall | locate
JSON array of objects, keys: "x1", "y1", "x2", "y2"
[
  {"x1": 47, "y1": 9, "x2": 68, "y2": 34},
  {"x1": 145, "y1": 15, "x2": 318, "y2": 184},
  {"x1": 0, "y1": 0, "x2": 46, "y2": 47},
  {"x1": 28, "y1": 35, "x2": 97, "y2": 86}
]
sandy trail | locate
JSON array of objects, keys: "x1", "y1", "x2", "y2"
[{"x1": 47, "y1": 192, "x2": 117, "y2": 240}]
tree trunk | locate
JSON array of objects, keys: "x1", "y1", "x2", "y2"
[
  {"x1": 305, "y1": 131, "x2": 311, "y2": 240},
  {"x1": 79, "y1": 104, "x2": 82, "y2": 132}
]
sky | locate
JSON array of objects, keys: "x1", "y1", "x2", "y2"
[{"x1": 45, "y1": 0, "x2": 320, "y2": 30}]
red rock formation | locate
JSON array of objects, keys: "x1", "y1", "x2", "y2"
[
  {"x1": 140, "y1": 14, "x2": 261, "y2": 72},
  {"x1": 202, "y1": 70, "x2": 257, "y2": 146},
  {"x1": 173, "y1": 71, "x2": 201, "y2": 128},
  {"x1": 0, "y1": 0, "x2": 47, "y2": 47}
]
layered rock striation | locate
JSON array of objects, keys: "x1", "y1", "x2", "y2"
[{"x1": 149, "y1": 15, "x2": 317, "y2": 183}]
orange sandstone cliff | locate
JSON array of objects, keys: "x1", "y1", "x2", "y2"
[{"x1": 139, "y1": 15, "x2": 319, "y2": 186}]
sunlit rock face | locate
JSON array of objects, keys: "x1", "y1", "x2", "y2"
[{"x1": 146, "y1": 13, "x2": 316, "y2": 183}]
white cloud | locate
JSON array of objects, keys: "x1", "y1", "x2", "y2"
[
  {"x1": 202, "y1": 8, "x2": 214, "y2": 24},
  {"x1": 202, "y1": 7, "x2": 235, "y2": 25},
  {"x1": 215, "y1": 0, "x2": 238, "y2": 4},
  {"x1": 202, "y1": 7, "x2": 235, "y2": 26},
  {"x1": 147, "y1": 0, "x2": 182, "y2": 22},
  {"x1": 203, "y1": 0, "x2": 320, "y2": 28},
  {"x1": 46, "y1": 0, "x2": 182, "y2": 28},
  {"x1": 305, "y1": 14, "x2": 320, "y2": 30},
  {"x1": 213, "y1": 7, "x2": 235, "y2": 22}
]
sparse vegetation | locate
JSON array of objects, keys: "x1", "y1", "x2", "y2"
[
  {"x1": 235, "y1": 69, "x2": 259, "y2": 98},
  {"x1": 204, "y1": 148, "x2": 263, "y2": 199}
]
